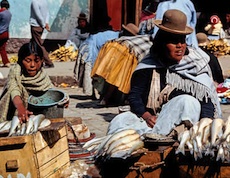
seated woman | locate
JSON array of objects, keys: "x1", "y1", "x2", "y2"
[
  {"x1": 0, "y1": 41, "x2": 68, "y2": 123},
  {"x1": 107, "y1": 9, "x2": 222, "y2": 136}
]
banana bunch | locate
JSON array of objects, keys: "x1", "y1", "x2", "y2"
[
  {"x1": 9, "y1": 55, "x2": 18, "y2": 63},
  {"x1": 207, "y1": 39, "x2": 230, "y2": 56},
  {"x1": 49, "y1": 45, "x2": 78, "y2": 62}
]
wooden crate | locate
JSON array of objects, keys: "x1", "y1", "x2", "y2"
[
  {"x1": 0, "y1": 118, "x2": 70, "y2": 178},
  {"x1": 97, "y1": 146, "x2": 175, "y2": 178},
  {"x1": 177, "y1": 151, "x2": 230, "y2": 178}
]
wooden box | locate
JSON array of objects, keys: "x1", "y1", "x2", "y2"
[
  {"x1": 0, "y1": 118, "x2": 70, "y2": 178},
  {"x1": 97, "y1": 146, "x2": 175, "y2": 178}
]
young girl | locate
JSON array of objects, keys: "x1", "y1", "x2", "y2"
[{"x1": 0, "y1": 42, "x2": 54, "y2": 122}]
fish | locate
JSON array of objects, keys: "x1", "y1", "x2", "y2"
[
  {"x1": 110, "y1": 139, "x2": 143, "y2": 155},
  {"x1": 110, "y1": 139, "x2": 144, "y2": 159},
  {"x1": 185, "y1": 140, "x2": 194, "y2": 155},
  {"x1": 221, "y1": 115, "x2": 230, "y2": 141},
  {"x1": 210, "y1": 118, "x2": 224, "y2": 147},
  {"x1": 20, "y1": 123, "x2": 26, "y2": 136},
  {"x1": 32, "y1": 114, "x2": 45, "y2": 133},
  {"x1": 0, "y1": 121, "x2": 10, "y2": 130},
  {"x1": 189, "y1": 122, "x2": 199, "y2": 140},
  {"x1": 195, "y1": 118, "x2": 213, "y2": 152},
  {"x1": 96, "y1": 129, "x2": 137, "y2": 157},
  {"x1": 216, "y1": 144, "x2": 225, "y2": 162},
  {"x1": 38, "y1": 119, "x2": 51, "y2": 130},
  {"x1": 0, "y1": 121, "x2": 11, "y2": 133},
  {"x1": 176, "y1": 130, "x2": 190, "y2": 155},
  {"x1": 25, "y1": 115, "x2": 35, "y2": 135},
  {"x1": 202, "y1": 123, "x2": 212, "y2": 146},
  {"x1": 8, "y1": 116, "x2": 20, "y2": 137},
  {"x1": 83, "y1": 136, "x2": 107, "y2": 150},
  {"x1": 106, "y1": 133, "x2": 140, "y2": 155}
]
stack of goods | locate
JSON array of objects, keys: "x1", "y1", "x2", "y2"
[
  {"x1": 206, "y1": 39, "x2": 230, "y2": 56},
  {"x1": 48, "y1": 45, "x2": 78, "y2": 62},
  {"x1": 176, "y1": 117, "x2": 230, "y2": 162},
  {"x1": 66, "y1": 123, "x2": 96, "y2": 164},
  {"x1": 217, "y1": 78, "x2": 230, "y2": 104}
]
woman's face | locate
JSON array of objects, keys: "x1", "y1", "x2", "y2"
[
  {"x1": 226, "y1": 14, "x2": 230, "y2": 23},
  {"x1": 22, "y1": 54, "x2": 43, "y2": 77},
  {"x1": 165, "y1": 34, "x2": 186, "y2": 63},
  {"x1": 78, "y1": 19, "x2": 87, "y2": 28}
]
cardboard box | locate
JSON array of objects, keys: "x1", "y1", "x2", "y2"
[{"x1": 0, "y1": 118, "x2": 70, "y2": 178}]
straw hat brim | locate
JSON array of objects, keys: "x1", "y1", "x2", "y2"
[
  {"x1": 154, "y1": 19, "x2": 193, "y2": 35},
  {"x1": 122, "y1": 24, "x2": 138, "y2": 36}
]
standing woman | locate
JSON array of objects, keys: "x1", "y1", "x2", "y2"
[{"x1": 0, "y1": 0, "x2": 11, "y2": 67}]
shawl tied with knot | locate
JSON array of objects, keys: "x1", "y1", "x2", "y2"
[{"x1": 0, "y1": 64, "x2": 53, "y2": 121}]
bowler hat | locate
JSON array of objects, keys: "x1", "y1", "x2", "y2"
[
  {"x1": 196, "y1": 32, "x2": 209, "y2": 46},
  {"x1": 154, "y1": 9, "x2": 193, "y2": 35},
  {"x1": 122, "y1": 23, "x2": 139, "y2": 36},
  {"x1": 144, "y1": 2, "x2": 157, "y2": 14},
  {"x1": 78, "y1": 13, "x2": 87, "y2": 20}
]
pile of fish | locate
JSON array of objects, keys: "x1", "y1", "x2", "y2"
[
  {"x1": 176, "y1": 116, "x2": 230, "y2": 162},
  {"x1": 83, "y1": 129, "x2": 144, "y2": 159},
  {"x1": 0, "y1": 114, "x2": 51, "y2": 137}
]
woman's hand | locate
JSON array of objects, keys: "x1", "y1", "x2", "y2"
[
  {"x1": 13, "y1": 95, "x2": 33, "y2": 123},
  {"x1": 17, "y1": 106, "x2": 33, "y2": 123},
  {"x1": 145, "y1": 115, "x2": 157, "y2": 128},
  {"x1": 142, "y1": 112, "x2": 157, "y2": 128}
]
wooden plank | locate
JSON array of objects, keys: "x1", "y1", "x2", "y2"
[
  {"x1": 39, "y1": 150, "x2": 70, "y2": 178},
  {"x1": 32, "y1": 126, "x2": 67, "y2": 152},
  {"x1": 36, "y1": 136, "x2": 69, "y2": 167},
  {"x1": 0, "y1": 135, "x2": 29, "y2": 146}
]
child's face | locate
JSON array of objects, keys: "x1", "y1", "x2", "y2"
[{"x1": 22, "y1": 54, "x2": 43, "y2": 77}]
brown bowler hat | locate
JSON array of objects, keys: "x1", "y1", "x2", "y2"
[
  {"x1": 122, "y1": 23, "x2": 139, "y2": 36},
  {"x1": 154, "y1": 9, "x2": 193, "y2": 35}
]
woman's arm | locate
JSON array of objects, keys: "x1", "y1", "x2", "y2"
[
  {"x1": 128, "y1": 69, "x2": 156, "y2": 127},
  {"x1": 12, "y1": 96, "x2": 33, "y2": 123}
]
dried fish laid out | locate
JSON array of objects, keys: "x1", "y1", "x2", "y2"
[
  {"x1": 175, "y1": 116, "x2": 230, "y2": 162},
  {"x1": 0, "y1": 114, "x2": 51, "y2": 137},
  {"x1": 83, "y1": 129, "x2": 144, "y2": 160}
]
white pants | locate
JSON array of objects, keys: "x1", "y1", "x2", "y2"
[{"x1": 107, "y1": 95, "x2": 201, "y2": 136}]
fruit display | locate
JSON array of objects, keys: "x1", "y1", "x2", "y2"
[
  {"x1": 48, "y1": 45, "x2": 78, "y2": 62},
  {"x1": 206, "y1": 39, "x2": 230, "y2": 56}
]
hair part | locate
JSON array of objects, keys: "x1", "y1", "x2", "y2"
[{"x1": 17, "y1": 41, "x2": 44, "y2": 66}]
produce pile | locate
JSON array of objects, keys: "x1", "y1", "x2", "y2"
[
  {"x1": 48, "y1": 45, "x2": 78, "y2": 62},
  {"x1": 176, "y1": 117, "x2": 230, "y2": 162},
  {"x1": 206, "y1": 39, "x2": 230, "y2": 56}
]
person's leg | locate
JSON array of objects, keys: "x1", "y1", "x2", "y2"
[
  {"x1": 30, "y1": 26, "x2": 54, "y2": 67},
  {"x1": 152, "y1": 95, "x2": 201, "y2": 135},
  {"x1": 0, "y1": 32, "x2": 10, "y2": 66}
]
